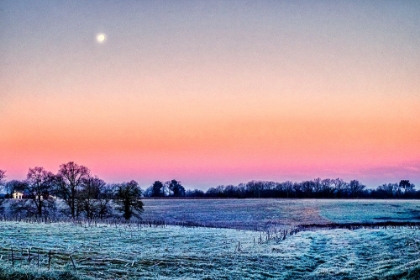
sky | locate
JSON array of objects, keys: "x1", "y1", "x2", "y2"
[{"x1": 1, "y1": 1, "x2": 419, "y2": 189}]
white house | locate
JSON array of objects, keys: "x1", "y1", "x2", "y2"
[{"x1": 12, "y1": 191, "x2": 23, "y2": 199}]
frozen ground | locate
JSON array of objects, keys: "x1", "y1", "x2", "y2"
[
  {"x1": 0, "y1": 221, "x2": 419, "y2": 279},
  {"x1": 1, "y1": 200, "x2": 419, "y2": 279},
  {"x1": 142, "y1": 199, "x2": 420, "y2": 230}
]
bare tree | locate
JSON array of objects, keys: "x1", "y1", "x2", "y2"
[
  {"x1": 0, "y1": 170, "x2": 5, "y2": 214},
  {"x1": 80, "y1": 176, "x2": 112, "y2": 220},
  {"x1": 282, "y1": 181, "x2": 294, "y2": 198},
  {"x1": 0, "y1": 170, "x2": 6, "y2": 195},
  {"x1": 378, "y1": 183, "x2": 398, "y2": 197},
  {"x1": 56, "y1": 162, "x2": 90, "y2": 219},
  {"x1": 0, "y1": 170, "x2": 5, "y2": 183},
  {"x1": 25, "y1": 167, "x2": 56, "y2": 217},
  {"x1": 313, "y1": 178, "x2": 323, "y2": 196},
  {"x1": 321, "y1": 179, "x2": 334, "y2": 198},
  {"x1": 331, "y1": 178, "x2": 348, "y2": 197},
  {"x1": 97, "y1": 184, "x2": 114, "y2": 219},
  {"x1": 349, "y1": 180, "x2": 365, "y2": 197},
  {"x1": 301, "y1": 181, "x2": 315, "y2": 197}
]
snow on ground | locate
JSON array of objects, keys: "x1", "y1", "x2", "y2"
[
  {"x1": 142, "y1": 199, "x2": 420, "y2": 230},
  {"x1": 0, "y1": 221, "x2": 419, "y2": 279}
]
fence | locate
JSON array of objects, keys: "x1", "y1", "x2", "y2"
[{"x1": 0, "y1": 247, "x2": 76, "y2": 271}]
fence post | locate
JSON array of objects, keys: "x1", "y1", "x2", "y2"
[
  {"x1": 69, "y1": 255, "x2": 77, "y2": 271},
  {"x1": 11, "y1": 247, "x2": 14, "y2": 266},
  {"x1": 48, "y1": 250, "x2": 52, "y2": 270}
]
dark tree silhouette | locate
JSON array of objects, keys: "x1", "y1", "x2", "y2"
[
  {"x1": 79, "y1": 176, "x2": 107, "y2": 220},
  {"x1": 378, "y1": 183, "x2": 398, "y2": 197},
  {"x1": 0, "y1": 170, "x2": 5, "y2": 214},
  {"x1": 301, "y1": 181, "x2": 315, "y2": 197},
  {"x1": 151, "y1": 181, "x2": 164, "y2": 197},
  {"x1": 282, "y1": 181, "x2": 294, "y2": 198},
  {"x1": 167, "y1": 180, "x2": 185, "y2": 197},
  {"x1": 185, "y1": 189, "x2": 205, "y2": 197},
  {"x1": 331, "y1": 178, "x2": 348, "y2": 198},
  {"x1": 313, "y1": 178, "x2": 323, "y2": 196},
  {"x1": 399, "y1": 180, "x2": 411, "y2": 190},
  {"x1": 349, "y1": 180, "x2": 365, "y2": 197},
  {"x1": 25, "y1": 167, "x2": 56, "y2": 217},
  {"x1": 114, "y1": 180, "x2": 143, "y2": 220},
  {"x1": 246, "y1": 181, "x2": 265, "y2": 198},
  {"x1": 97, "y1": 184, "x2": 114, "y2": 219},
  {"x1": 405, "y1": 182, "x2": 416, "y2": 194},
  {"x1": 0, "y1": 170, "x2": 5, "y2": 186},
  {"x1": 56, "y1": 162, "x2": 90, "y2": 219},
  {"x1": 320, "y1": 179, "x2": 334, "y2": 198},
  {"x1": 399, "y1": 180, "x2": 415, "y2": 196}
]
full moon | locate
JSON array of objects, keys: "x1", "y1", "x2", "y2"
[{"x1": 96, "y1": 33, "x2": 106, "y2": 43}]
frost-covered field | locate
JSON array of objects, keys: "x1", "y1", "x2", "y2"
[
  {"x1": 1, "y1": 199, "x2": 420, "y2": 279},
  {"x1": 0, "y1": 221, "x2": 419, "y2": 279},
  {"x1": 142, "y1": 199, "x2": 420, "y2": 229}
]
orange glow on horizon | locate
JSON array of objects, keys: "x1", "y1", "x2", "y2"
[{"x1": 1, "y1": 1, "x2": 419, "y2": 188}]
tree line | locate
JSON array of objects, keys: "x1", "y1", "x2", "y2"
[
  {"x1": 0, "y1": 162, "x2": 143, "y2": 220},
  {"x1": 1, "y1": 165, "x2": 418, "y2": 220},
  {"x1": 140, "y1": 179, "x2": 417, "y2": 199},
  {"x1": 191, "y1": 179, "x2": 418, "y2": 199},
  {"x1": 143, "y1": 179, "x2": 418, "y2": 199}
]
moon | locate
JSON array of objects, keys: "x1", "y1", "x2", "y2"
[{"x1": 96, "y1": 33, "x2": 106, "y2": 43}]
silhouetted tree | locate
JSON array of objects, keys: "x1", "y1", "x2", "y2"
[
  {"x1": 185, "y1": 189, "x2": 205, "y2": 197},
  {"x1": 224, "y1": 185, "x2": 241, "y2": 198},
  {"x1": 282, "y1": 181, "x2": 294, "y2": 198},
  {"x1": 79, "y1": 176, "x2": 108, "y2": 219},
  {"x1": 399, "y1": 180, "x2": 410, "y2": 191},
  {"x1": 405, "y1": 183, "x2": 416, "y2": 197},
  {"x1": 97, "y1": 185, "x2": 114, "y2": 219},
  {"x1": 320, "y1": 179, "x2": 334, "y2": 198},
  {"x1": 349, "y1": 180, "x2": 365, "y2": 198},
  {"x1": 331, "y1": 178, "x2": 348, "y2": 198},
  {"x1": 56, "y1": 162, "x2": 90, "y2": 219},
  {"x1": 378, "y1": 183, "x2": 398, "y2": 198},
  {"x1": 114, "y1": 180, "x2": 143, "y2": 220},
  {"x1": 25, "y1": 167, "x2": 56, "y2": 217},
  {"x1": 399, "y1": 180, "x2": 416, "y2": 197},
  {"x1": 206, "y1": 187, "x2": 219, "y2": 197},
  {"x1": 206, "y1": 186, "x2": 226, "y2": 198},
  {"x1": 313, "y1": 178, "x2": 323, "y2": 197},
  {"x1": 167, "y1": 180, "x2": 185, "y2": 197},
  {"x1": 0, "y1": 170, "x2": 5, "y2": 214},
  {"x1": 0, "y1": 170, "x2": 5, "y2": 186},
  {"x1": 151, "y1": 181, "x2": 164, "y2": 197},
  {"x1": 246, "y1": 181, "x2": 265, "y2": 198},
  {"x1": 301, "y1": 181, "x2": 315, "y2": 197}
]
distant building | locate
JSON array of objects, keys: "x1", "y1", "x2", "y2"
[{"x1": 12, "y1": 191, "x2": 23, "y2": 200}]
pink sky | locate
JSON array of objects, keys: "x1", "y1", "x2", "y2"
[{"x1": 1, "y1": 1, "x2": 419, "y2": 189}]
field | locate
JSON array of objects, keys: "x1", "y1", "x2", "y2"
[
  {"x1": 142, "y1": 199, "x2": 420, "y2": 229},
  {"x1": 0, "y1": 199, "x2": 419, "y2": 279}
]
